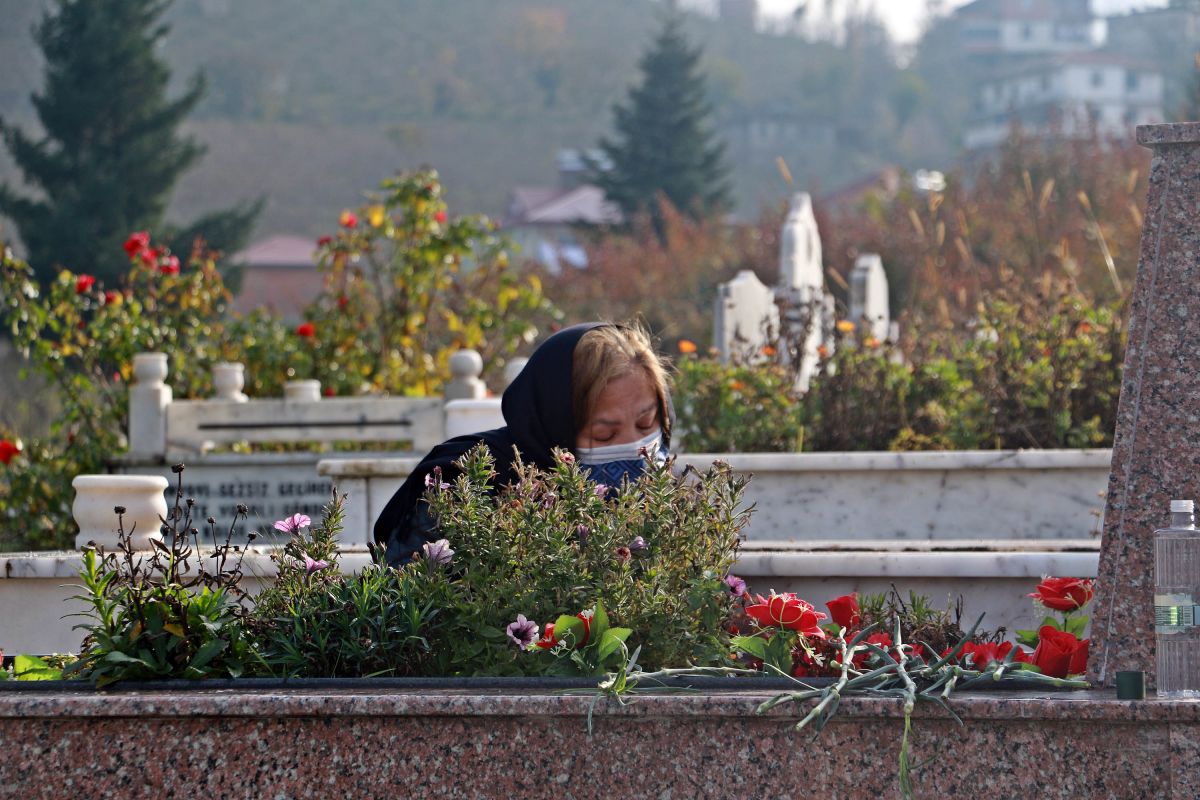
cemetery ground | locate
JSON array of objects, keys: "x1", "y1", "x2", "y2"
[{"x1": 0, "y1": 123, "x2": 1198, "y2": 797}]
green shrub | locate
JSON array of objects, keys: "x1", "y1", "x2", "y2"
[
  {"x1": 64, "y1": 468, "x2": 252, "y2": 686},
  {"x1": 247, "y1": 492, "x2": 443, "y2": 678},
  {"x1": 418, "y1": 445, "x2": 750, "y2": 675}
]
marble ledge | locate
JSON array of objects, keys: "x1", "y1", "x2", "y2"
[
  {"x1": 0, "y1": 547, "x2": 374, "y2": 580},
  {"x1": 0, "y1": 542, "x2": 1099, "y2": 580},
  {"x1": 0, "y1": 688, "x2": 1197, "y2": 723},
  {"x1": 735, "y1": 549, "x2": 1098, "y2": 578},
  {"x1": 317, "y1": 449, "x2": 1113, "y2": 477}
]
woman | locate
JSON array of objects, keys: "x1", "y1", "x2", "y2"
[{"x1": 374, "y1": 322, "x2": 673, "y2": 566}]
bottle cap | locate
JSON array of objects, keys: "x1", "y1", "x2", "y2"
[
  {"x1": 1171, "y1": 500, "x2": 1195, "y2": 513},
  {"x1": 1115, "y1": 670, "x2": 1145, "y2": 700}
]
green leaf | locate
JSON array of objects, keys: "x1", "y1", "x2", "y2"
[
  {"x1": 590, "y1": 602, "x2": 610, "y2": 644},
  {"x1": 597, "y1": 628, "x2": 631, "y2": 662},
  {"x1": 13, "y1": 654, "x2": 61, "y2": 681},
  {"x1": 730, "y1": 635, "x2": 768, "y2": 661},
  {"x1": 189, "y1": 638, "x2": 228, "y2": 671},
  {"x1": 1014, "y1": 628, "x2": 1040, "y2": 648},
  {"x1": 553, "y1": 615, "x2": 584, "y2": 648},
  {"x1": 1065, "y1": 615, "x2": 1089, "y2": 637}
]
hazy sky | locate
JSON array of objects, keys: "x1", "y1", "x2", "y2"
[{"x1": 756, "y1": 0, "x2": 1171, "y2": 43}]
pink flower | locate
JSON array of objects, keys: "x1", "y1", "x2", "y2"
[
  {"x1": 159, "y1": 255, "x2": 180, "y2": 275},
  {"x1": 273, "y1": 513, "x2": 312, "y2": 534},
  {"x1": 303, "y1": 554, "x2": 331, "y2": 574},
  {"x1": 339, "y1": 210, "x2": 358, "y2": 228},
  {"x1": 423, "y1": 538, "x2": 454, "y2": 565},
  {"x1": 506, "y1": 615, "x2": 539, "y2": 648},
  {"x1": 724, "y1": 574, "x2": 747, "y2": 596},
  {"x1": 434, "y1": 210, "x2": 448, "y2": 224},
  {"x1": 593, "y1": 483, "x2": 609, "y2": 499},
  {"x1": 423, "y1": 467, "x2": 450, "y2": 490}
]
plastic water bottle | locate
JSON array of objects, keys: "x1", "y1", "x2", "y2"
[{"x1": 1154, "y1": 499, "x2": 1200, "y2": 696}]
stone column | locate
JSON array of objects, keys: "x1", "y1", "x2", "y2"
[
  {"x1": 1091, "y1": 123, "x2": 1200, "y2": 687},
  {"x1": 127, "y1": 353, "x2": 171, "y2": 458},
  {"x1": 445, "y1": 349, "x2": 487, "y2": 400}
]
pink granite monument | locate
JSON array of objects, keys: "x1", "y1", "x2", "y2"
[{"x1": 1092, "y1": 122, "x2": 1200, "y2": 687}]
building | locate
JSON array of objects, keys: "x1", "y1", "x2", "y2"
[
  {"x1": 1105, "y1": 3, "x2": 1200, "y2": 117},
  {"x1": 956, "y1": 0, "x2": 1100, "y2": 61},
  {"x1": 965, "y1": 52, "x2": 1165, "y2": 150},
  {"x1": 230, "y1": 234, "x2": 324, "y2": 320},
  {"x1": 501, "y1": 150, "x2": 621, "y2": 274}
]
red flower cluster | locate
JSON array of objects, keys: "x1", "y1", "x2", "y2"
[
  {"x1": 122, "y1": 231, "x2": 180, "y2": 275},
  {"x1": 0, "y1": 439, "x2": 20, "y2": 465},
  {"x1": 950, "y1": 640, "x2": 1029, "y2": 669},
  {"x1": 1029, "y1": 577, "x2": 1095, "y2": 612},
  {"x1": 739, "y1": 582, "x2": 1092, "y2": 680}
]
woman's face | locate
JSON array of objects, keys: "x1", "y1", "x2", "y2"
[{"x1": 575, "y1": 370, "x2": 660, "y2": 450}]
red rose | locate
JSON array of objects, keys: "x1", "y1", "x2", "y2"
[
  {"x1": 1029, "y1": 577, "x2": 1095, "y2": 612},
  {"x1": 295, "y1": 322, "x2": 316, "y2": 338},
  {"x1": 103, "y1": 290, "x2": 121, "y2": 306},
  {"x1": 0, "y1": 439, "x2": 19, "y2": 465},
  {"x1": 159, "y1": 255, "x2": 180, "y2": 275},
  {"x1": 317, "y1": 235, "x2": 333, "y2": 247},
  {"x1": 339, "y1": 210, "x2": 358, "y2": 228},
  {"x1": 74, "y1": 274, "x2": 96, "y2": 294},
  {"x1": 337, "y1": 295, "x2": 349, "y2": 309},
  {"x1": 323, "y1": 386, "x2": 336, "y2": 397},
  {"x1": 434, "y1": 210, "x2": 448, "y2": 224},
  {"x1": 1030, "y1": 626, "x2": 1089, "y2": 678},
  {"x1": 826, "y1": 593, "x2": 861, "y2": 632},
  {"x1": 123, "y1": 231, "x2": 150, "y2": 257},
  {"x1": 746, "y1": 592, "x2": 827, "y2": 638}
]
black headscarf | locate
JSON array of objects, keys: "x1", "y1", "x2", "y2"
[{"x1": 373, "y1": 322, "x2": 603, "y2": 565}]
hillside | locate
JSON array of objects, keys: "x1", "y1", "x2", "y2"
[{"x1": 0, "y1": 0, "x2": 925, "y2": 241}]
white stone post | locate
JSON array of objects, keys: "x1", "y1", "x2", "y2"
[
  {"x1": 849, "y1": 253, "x2": 891, "y2": 342},
  {"x1": 714, "y1": 270, "x2": 779, "y2": 364},
  {"x1": 777, "y1": 192, "x2": 830, "y2": 390},
  {"x1": 212, "y1": 362, "x2": 249, "y2": 402},
  {"x1": 73, "y1": 474, "x2": 168, "y2": 550},
  {"x1": 445, "y1": 349, "x2": 487, "y2": 400},
  {"x1": 284, "y1": 380, "x2": 322, "y2": 402},
  {"x1": 128, "y1": 353, "x2": 171, "y2": 458}
]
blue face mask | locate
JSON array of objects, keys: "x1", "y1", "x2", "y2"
[{"x1": 576, "y1": 430, "x2": 666, "y2": 487}]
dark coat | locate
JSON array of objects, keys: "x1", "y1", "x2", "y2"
[{"x1": 373, "y1": 323, "x2": 603, "y2": 566}]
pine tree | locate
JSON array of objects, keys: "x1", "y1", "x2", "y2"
[
  {"x1": 593, "y1": 15, "x2": 732, "y2": 226},
  {"x1": 0, "y1": 0, "x2": 260, "y2": 284}
]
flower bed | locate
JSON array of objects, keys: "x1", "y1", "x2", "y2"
[{"x1": 1, "y1": 453, "x2": 1109, "y2": 796}]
